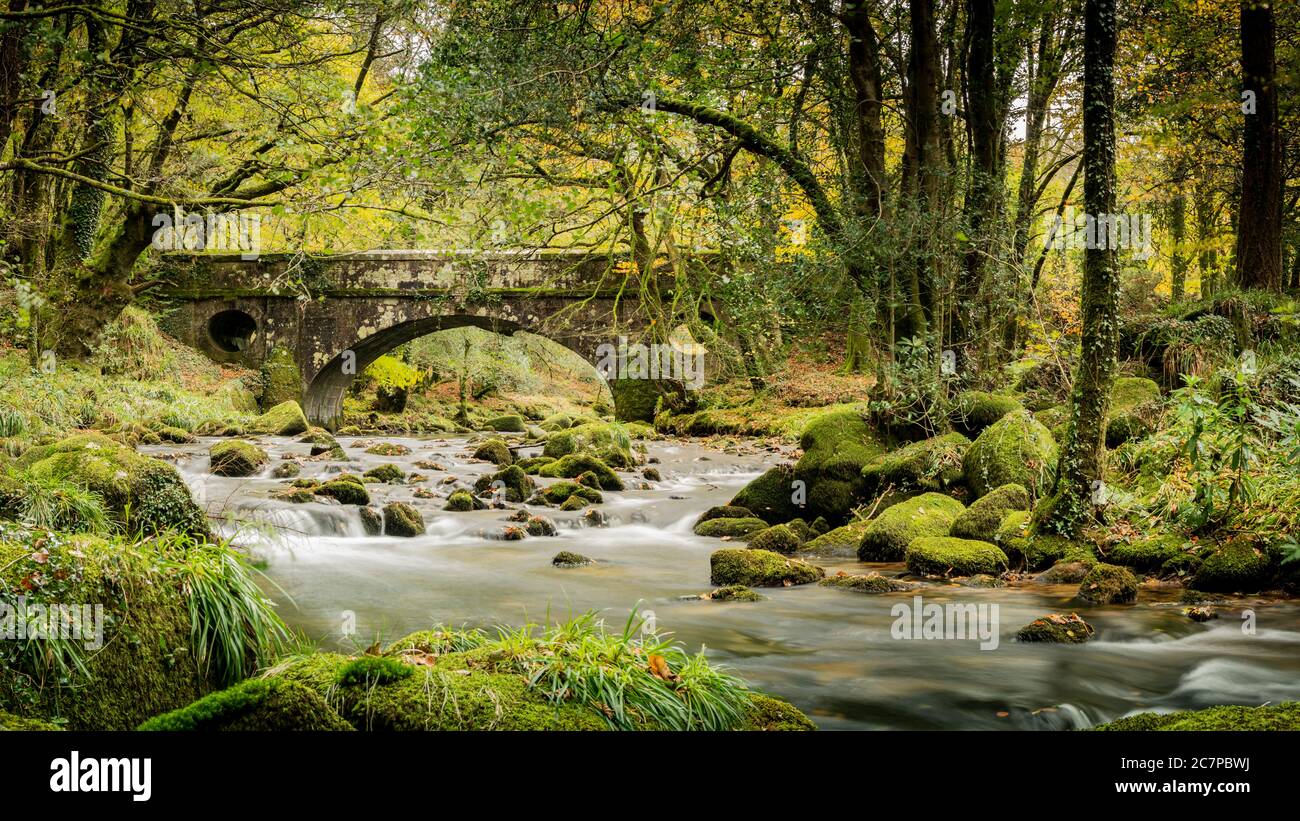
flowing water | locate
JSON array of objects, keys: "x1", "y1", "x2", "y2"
[{"x1": 148, "y1": 434, "x2": 1300, "y2": 730}]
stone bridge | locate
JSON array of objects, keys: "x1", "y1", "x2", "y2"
[{"x1": 160, "y1": 250, "x2": 689, "y2": 429}]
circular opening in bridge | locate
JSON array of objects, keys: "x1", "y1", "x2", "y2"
[{"x1": 207, "y1": 309, "x2": 257, "y2": 353}]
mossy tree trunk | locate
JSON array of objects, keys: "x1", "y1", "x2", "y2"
[
  {"x1": 1235, "y1": 0, "x2": 1282, "y2": 291},
  {"x1": 1040, "y1": 0, "x2": 1119, "y2": 538},
  {"x1": 1169, "y1": 173, "x2": 1187, "y2": 301}
]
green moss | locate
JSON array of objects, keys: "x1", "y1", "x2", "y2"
[
  {"x1": 364, "y1": 463, "x2": 406, "y2": 484},
  {"x1": 559, "y1": 495, "x2": 591, "y2": 511},
  {"x1": 747, "y1": 524, "x2": 802, "y2": 554},
  {"x1": 313, "y1": 478, "x2": 370, "y2": 506},
  {"x1": 862, "y1": 433, "x2": 970, "y2": 493},
  {"x1": 1107, "y1": 534, "x2": 1186, "y2": 572},
  {"x1": 1010, "y1": 533, "x2": 1096, "y2": 572},
  {"x1": 949, "y1": 483, "x2": 1029, "y2": 542},
  {"x1": 950, "y1": 391, "x2": 1024, "y2": 436},
  {"x1": 209, "y1": 440, "x2": 268, "y2": 477},
  {"x1": 516, "y1": 455, "x2": 555, "y2": 474},
  {"x1": 259, "y1": 346, "x2": 302, "y2": 409},
  {"x1": 382, "y1": 502, "x2": 425, "y2": 537},
  {"x1": 803, "y1": 518, "x2": 873, "y2": 556},
  {"x1": 139, "y1": 678, "x2": 353, "y2": 731},
  {"x1": 542, "y1": 422, "x2": 634, "y2": 468},
  {"x1": 1077, "y1": 563, "x2": 1139, "y2": 604},
  {"x1": 552, "y1": 551, "x2": 594, "y2": 567},
  {"x1": 730, "y1": 466, "x2": 803, "y2": 524},
  {"x1": 740, "y1": 694, "x2": 817, "y2": 731},
  {"x1": 796, "y1": 406, "x2": 883, "y2": 481},
  {"x1": 905, "y1": 536, "x2": 1008, "y2": 577},
  {"x1": 1094, "y1": 702, "x2": 1300, "y2": 731},
  {"x1": 709, "y1": 548, "x2": 824, "y2": 587},
  {"x1": 246, "y1": 400, "x2": 310, "y2": 436},
  {"x1": 1192, "y1": 539, "x2": 1275, "y2": 592},
  {"x1": 696, "y1": 505, "x2": 755, "y2": 524},
  {"x1": 537, "y1": 454, "x2": 623, "y2": 490},
  {"x1": 474, "y1": 464, "x2": 536, "y2": 502},
  {"x1": 818, "y1": 572, "x2": 899, "y2": 593},
  {"x1": 485, "y1": 414, "x2": 526, "y2": 432},
  {"x1": 472, "y1": 438, "x2": 513, "y2": 466},
  {"x1": 1015, "y1": 613, "x2": 1095, "y2": 644},
  {"x1": 693, "y1": 517, "x2": 769, "y2": 538},
  {"x1": 961, "y1": 410, "x2": 1057, "y2": 499},
  {"x1": 858, "y1": 493, "x2": 965, "y2": 561},
  {"x1": 0, "y1": 709, "x2": 62, "y2": 731},
  {"x1": 337, "y1": 655, "x2": 414, "y2": 686},
  {"x1": 365, "y1": 442, "x2": 411, "y2": 456},
  {"x1": 609, "y1": 379, "x2": 670, "y2": 422},
  {"x1": 444, "y1": 489, "x2": 480, "y2": 511},
  {"x1": 538, "y1": 480, "x2": 603, "y2": 506},
  {"x1": 18, "y1": 432, "x2": 208, "y2": 538},
  {"x1": 1105, "y1": 377, "x2": 1162, "y2": 447},
  {"x1": 708, "y1": 585, "x2": 764, "y2": 602}
]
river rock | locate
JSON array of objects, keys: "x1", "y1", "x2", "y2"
[
  {"x1": 1016, "y1": 613, "x2": 1095, "y2": 643},
  {"x1": 209, "y1": 440, "x2": 269, "y2": 477},
  {"x1": 382, "y1": 502, "x2": 425, "y2": 537}
]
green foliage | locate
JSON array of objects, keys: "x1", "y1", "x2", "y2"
[
  {"x1": 1171, "y1": 372, "x2": 1259, "y2": 530},
  {"x1": 0, "y1": 469, "x2": 113, "y2": 534},
  {"x1": 336, "y1": 655, "x2": 415, "y2": 686}
]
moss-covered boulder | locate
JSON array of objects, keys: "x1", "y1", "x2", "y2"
[
  {"x1": 537, "y1": 454, "x2": 623, "y2": 490},
  {"x1": 444, "y1": 489, "x2": 482, "y2": 511},
  {"x1": 272, "y1": 461, "x2": 301, "y2": 479},
  {"x1": 538, "y1": 480, "x2": 603, "y2": 506},
  {"x1": 1093, "y1": 703, "x2": 1300, "y2": 731},
  {"x1": 516, "y1": 455, "x2": 556, "y2": 474},
  {"x1": 707, "y1": 585, "x2": 764, "y2": 602},
  {"x1": 696, "y1": 505, "x2": 756, "y2": 524},
  {"x1": 382, "y1": 502, "x2": 425, "y2": 537},
  {"x1": 818, "y1": 572, "x2": 901, "y2": 593},
  {"x1": 693, "y1": 517, "x2": 769, "y2": 539},
  {"x1": 1105, "y1": 377, "x2": 1162, "y2": 447},
  {"x1": 208, "y1": 440, "x2": 268, "y2": 477},
  {"x1": 366, "y1": 442, "x2": 411, "y2": 456},
  {"x1": 1016, "y1": 613, "x2": 1095, "y2": 644},
  {"x1": 1, "y1": 532, "x2": 281, "y2": 730},
  {"x1": 246, "y1": 400, "x2": 310, "y2": 436},
  {"x1": 552, "y1": 551, "x2": 594, "y2": 567},
  {"x1": 791, "y1": 406, "x2": 883, "y2": 522},
  {"x1": 905, "y1": 537, "x2": 1008, "y2": 577},
  {"x1": 709, "y1": 549, "x2": 824, "y2": 587},
  {"x1": 861, "y1": 433, "x2": 970, "y2": 493},
  {"x1": 485, "y1": 414, "x2": 527, "y2": 433},
  {"x1": 609, "y1": 378, "x2": 673, "y2": 423},
  {"x1": 962, "y1": 410, "x2": 1057, "y2": 499},
  {"x1": 1077, "y1": 563, "x2": 1139, "y2": 604},
  {"x1": 139, "y1": 678, "x2": 353, "y2": 731},
  {"x1": 364, "y1": 463, "x2": 406, "y2": 484},
  {"x1": 300, "y1": 427, "x2": 345, "y2": 459},
  {"x1": 747, "y1": 524, "x2": 802, "y2": 554},
  {"x1": 541, "y1": 422, "x2": 634, "y2": 468},
  {"x1": 950, "y1": 391, "x2": 1024, "y2": 436},
  {"x1": 474, "y1": 464, "x2": 536, "y2": 502},
  {"x1": 472, "y1": 438, "x2": 514, "y2": 466},
  {"x1": 802, "y1": 518, "x2": 874, "y2": 556},
  {"x1": 741, "y1": 693, "x2": 818, "y2": 731},
  {"x1": 949, "y1": 483, "x2": 1029, "y2": 542},
  {"x1": 359, "y1": 506, "x2": 383, "y2": 535},
  {"x1": 313, "y1": 477, "x2": 370, "y2": 506},
  {"x1": 1192, "y1": 539, "x2": 1275, "y2": 593},
  {"x1": 730, "y1": 466, "x2": 803, "y2": 524},
  {"x1": 1107, "y1": 534, "x2": 1186, "y2": 572},
  {"x1": 17, "y1": 432, "x2": 208, "y2": 537},
  {"x1": 858, "y1": 493, "x2": 965, "y2": 562}
]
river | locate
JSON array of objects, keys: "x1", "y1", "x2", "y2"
[{"x1": 147, "y1": 434, "x2": 1300, "y2": 730}]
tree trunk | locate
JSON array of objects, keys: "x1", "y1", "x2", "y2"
[
  {"x1": 844, "y1": 3, "x2": 886, "y2": 223},
  {"x1": 898, "y1": 0, "x2": 942, "y2": 344},
  {"x1": 1169, "y1": 177, "x2": 1187, "y2": 301},
  {"x1": 956, "y1": 0, "x2": 998, "y2": 363},
  {"x1": 1195, "y1": 180, "x2": 1218, "y2": 297},
  {"x1": 1040, "y1": 0, "x2": 1119, "y2": 537},
  {"x1": 1235, "y1": 0, "x2": 1282, "y2": 290}
]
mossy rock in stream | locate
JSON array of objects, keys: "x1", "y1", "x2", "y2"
[
  {"x1": 484, "y1": 414, "x2": 527, "y2": 433},
  {"x1": 16, "y1": 432, "x2": 208, "y2": 538},
  {"x1": 313, "y1": 477, "x2": 370, "y2": 506},
  {"x1": 802, "y1": 518, "x2": 873, "y2": 556},
  {"x1": 747, "y1": 524, "x2": 802, "y2": 554},
  {"x1": 0, "y1": 532, "x2": 276, "y2": 730},
  {"x1": 709, "y1": 549, "x2": 824, "y2": 587},
  {"x1": 364, "y1": 463, "x2": 406, "y2": 484},
  {"x1": 542, "y1": 422, "x2": 634, "y2": 469},
  {"x1": 729, "y1": 466, "x2": 803, "y2": 525},
  {"x1": 1093, "y1": 702, "x2": 1300, "y2": 731},
  {"x1": 693, "y1": 517, "x2": 769, "y2": 539},
  {"x1": 474, "y1": 464, "x2": 536, "y2": 502},
  {"x1": 516, "y1": 455, "x2": 555, "y2": 474},
  {"x1": 861, "y1": 432, "x2": 970, "y2": 494},
  {"x1": 538, "y1": 481, "x2": 602, "y2": 506},
  {"x1": 905, "y1": 537, "x2": 1008, "y2": 578},
  {"x1": 472, "y1": 438, "x2": 514, "y2": 466},
  {"x1": 209, "y1": 440, "x2": 268, "y2": 477},
  {"x1": 858, "y1": 493, "x2": 965, "y2": 562},
  {"x1": 708, "y1": 585, "x2": 764, "y2": 602},
  {"x1": 1106, "y1": 534, "x2": 1187, "y2": 572},
  {"x1": 245, "y1": 400, "x2": 310, "y2": 436},
  {"x1": 537, "y1": 454, "x2": 623, "y2": 490},
  {"x1": 1192, "y1": 538, "x2": 1276, "y2": 593},
  {"x1": 1015, "y1": 613, "x2": 1096, "y2": 644},
  {"x1": 796, "y1": 406, "x2": 883, "y2": 481},
  {"x1": 949, "y1": 391, "x2": 1024, "y2": 436},
  {"x1": 949, "y1": 483, "x2": 1029, "y2": 542},
  {"x1": 443, "y1": 489, "x2": 481, "y2": 511},
  {"x1": 382, "y1": 502, "x2": 425, "y2": 537},
  {"x1": 818, "y1": 572, "x2": 902, "y2": 593},
  {"x1": 961, "y1": 410, "x2": 1057, "y2": 499},
  {"x1": 1105, "y1": 377, "x2": 1163, "y2": 447},
  {"x1": 1077, "y1": 563, "x2": 1139, "y2": 604},
  {"x1": 741, "y1": 694, "x2": 817, "y2": 731},
  {"x1": 696, "y1": 505, "x2": 756, "y2": 524},
  {"x1": 139, "y1": 679, "x2": 353, "y2": 731}
]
